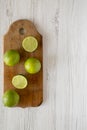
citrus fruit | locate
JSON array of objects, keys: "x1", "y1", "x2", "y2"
[
  {"x1": 2, "y1": 90, "x2": 20, "y2": 107},
  {"x1": 24, "y1": 57, "x2": 41, "y2": 74},
  {"x1": 4, "y1": 50, "x2": 20, "y2": 66},
  {"x1": 22, "y1": 36, "x2": 38, "y2": 52},
  {"x1": 12, "y1": 75, "x2": 28, "y2": 89}
]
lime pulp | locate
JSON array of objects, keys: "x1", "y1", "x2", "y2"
[
  {"x1": 22, "y1": 36, "x2": 38, "y2": 52},
  {"x1": 12, "y1": 75, "x2": 28, "y2": 89}
]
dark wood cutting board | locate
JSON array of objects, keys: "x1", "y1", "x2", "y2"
[{"x1": 4, "y1": 19, "x2": 43, "y2": 108}]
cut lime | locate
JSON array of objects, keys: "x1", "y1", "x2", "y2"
[
  {"x1": 24, "y1": 57, "x2": 41, "y2": 74},
  {"x1": 22, "y1": 36, "x2": 38, "y2": 52},
  {"x1": 2, "y1": 90, "x2": 20, "y2": 107},
  {"x1": 12, "y1": 75, "x2": 28, "y2": 89}
]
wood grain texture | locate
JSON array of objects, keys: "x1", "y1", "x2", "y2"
[
  {"x1": 4, "y1": 19, "x2": 43, "y2": 107},
  {"x1": 0, "y1": 0, "x2": 87, "y2": 130}
]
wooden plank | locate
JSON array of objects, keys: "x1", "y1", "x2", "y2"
[{"x1": 4, "y1": 19, "x2": 43, "y2": 107}]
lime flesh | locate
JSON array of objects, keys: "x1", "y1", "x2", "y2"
[
  {"x1": 12, "y1": 75, "x2": 28, "y2": 89},
  {"x1": 22, "y1": 36, "x2": 38, "y2": 52},
  {"x1": 24, "y1": 57, "x2": 41, "y2": 74},
  {"x1": 4, "y1": 50, "x2": 20, "y2": 66},
  {"x1": 2, "y1": 90, "x2": 20, "y2": 107}
]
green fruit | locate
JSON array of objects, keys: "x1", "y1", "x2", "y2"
[
  {"x1": 12, "y1": 75, "x2": 28, "y2": 89},
  {"x1": 22, "y1": 36, "x2": 38, "y2": 52},
  {"x1": 24, "y1": 57, "x2": 41, "y2": 74},
  {"x1": 2, "y1": 90, "x2": 20, "y2": 107},
  {"x1": 4, "y1": 50, "x2": 20, "y2": 66}
]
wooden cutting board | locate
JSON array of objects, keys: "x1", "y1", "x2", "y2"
[{"x1": 4, "y1": 19, "x2": 43, "y2": 108}]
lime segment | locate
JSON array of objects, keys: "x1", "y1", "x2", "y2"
[
  {"x1": 12, "y1": 75, "x2": 28, "y2": 89},
  {"x1": 22, "y1": 36, "x2": 38, "y2": 52}
]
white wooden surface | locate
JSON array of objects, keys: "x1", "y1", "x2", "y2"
[{"x1": 0, "y1": 0, "x2": 87, "y2": 130}]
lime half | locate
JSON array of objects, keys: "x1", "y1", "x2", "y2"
[
  {"x1": 22, "y1": 36, "x2": 38, "y2": 52},
  {"x1": 12, "y1": 75, "x2": 28, "y2": 89}
]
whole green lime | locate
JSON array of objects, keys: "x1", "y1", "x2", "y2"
[
  {"x1": 24, "y1": 57, "x2": 41, "y2": 74},
  {"x1": 4, "y1": 50, "x2": 20, "y2": 66},
  {"x1": 2, "y1": 90, "x2": 20, "y2": 107}
]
